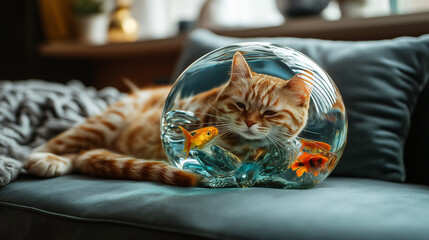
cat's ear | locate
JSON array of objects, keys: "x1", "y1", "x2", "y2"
[
  {"x1": 283, "y1": 70, "x2": 313, "y2": 107},
  {"x1": 230, "y1": 52, "x2": 253, "y2": 81}
]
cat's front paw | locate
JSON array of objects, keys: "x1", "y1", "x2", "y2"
[{"x1": 25, "y1": 153, "x2": 73, "y2": 177}]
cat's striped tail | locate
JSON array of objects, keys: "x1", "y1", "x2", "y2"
[{"x1": 75, "y1": 149, "x2": 200, "y2": 187}]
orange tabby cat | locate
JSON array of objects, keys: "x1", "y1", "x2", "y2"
[{"x1": 24, "y1": 52, "x2": 312, "y2": 186}]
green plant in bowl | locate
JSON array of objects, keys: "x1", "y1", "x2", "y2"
[{"x1": 73, "y1": 0, "x2": 103, "y2": 16}]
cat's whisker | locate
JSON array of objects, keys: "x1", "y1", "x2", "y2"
[
  {"x1": 276, "y1": 129, "x2": 295, "y2": 139},
  {"x1": 214, "y1": 127, "x2": 232, "y2": 134},
  {"x1": 219, "y1": 124, "x2": 235, "y2": 133},
  {"x1": 216, "y1": 131, "x2": 236, "y2": 141},
  {"x1": 180, "y1": 122, "x2": 226, "y2": 126},
  {"x1": 257, "y1": 127, "x2": 272, "y2": 134},
  {"x1": 198, "y1": 108, "x2": 230, "y2": 121},
  {"x1": 301, "y1": 129, "x2": 322, "y2": 135},
  {"x1": 266, "y1": 134, "x2": 283, "y2": 148},
  {"x1": 217, "y1": 131, "x2": 230, "y2": 137},
  {"x1": 266, "y1": 135, "x2": 285, "y2": 157},
  {"x1": 202, "y1": 122, "x2": 230, "y2": 126},
  {"x1": 269, "y1": 131, "x2": 295, "y2": 151},
  {"x1": 206, "y1": 103, "x2": 225, "y2": 116},
  {"x1": 211, "y1": 125, "x2": 231, "y2": 128}
]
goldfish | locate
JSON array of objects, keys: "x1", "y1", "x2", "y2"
[
  {"x1": 178, "y1": 126, "x2": 218, "y2": 159},
  {"x1": 291, "y1": 152, "x2": 329, "y2": 177},
  {"x1": 300, "y1": 139, "x2": 331, "y2": 154},
  {"x1": 289, "y1": 139, "x2": 332, "y2": 177}
]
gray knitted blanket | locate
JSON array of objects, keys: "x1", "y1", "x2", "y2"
[{"x1": 0, "y1": 80, "x2": 123, "y2": 186}]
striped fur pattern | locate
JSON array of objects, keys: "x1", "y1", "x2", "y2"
[{"x1": 24, "y1": 52, "x2": 311, "y2": 186}]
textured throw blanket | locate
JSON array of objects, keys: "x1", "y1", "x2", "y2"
[{"x1": 0, "y1": 80, "x2": 123, "y2": 186}]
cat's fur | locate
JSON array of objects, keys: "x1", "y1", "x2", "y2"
[{"x1": 24, "y1": 52, "x2": 312, "y2": 186}]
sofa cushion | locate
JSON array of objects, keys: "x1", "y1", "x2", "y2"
[
  {"x1": 1, "y1": 175, "x2": 429, "y2": 240},
  {"x1": 172, "y1": 30, "x2": 429, "y2": 182}
]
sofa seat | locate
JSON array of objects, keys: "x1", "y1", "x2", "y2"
[{"x1": 0, "y1": 175, "x2": 428, "y2": 240}]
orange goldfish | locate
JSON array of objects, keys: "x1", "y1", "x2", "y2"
[
  {"x1": 178, "y1": 126, "x2": 218, "y2": 159},
  {"x1": 291, "y1": 152, "x2": 329, "y2": 177},
  {"x1": 300, "y1": 139, "x2": 331, "y2": 153}
]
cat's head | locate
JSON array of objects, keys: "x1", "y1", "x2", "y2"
[{"x1": 215, "y1": 52, "x2": 312, "y2": 141}]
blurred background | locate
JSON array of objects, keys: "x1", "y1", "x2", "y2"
[{"x1": 1, "y1": 0, "x2": 428, "y2": 91}]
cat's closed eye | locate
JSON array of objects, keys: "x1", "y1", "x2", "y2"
[
  {"x1": 263, "y1": 110, "x2": 277, "y2": 116},
  {"x1": 236, "y1": 102, "x2": 246, "y2": 109}
]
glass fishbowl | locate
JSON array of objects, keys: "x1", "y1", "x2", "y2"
[{"x1": 161, "y1": 43, "x2": 347, "y2": 189}]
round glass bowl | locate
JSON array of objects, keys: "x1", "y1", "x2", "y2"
[{"x1": 161, "y1": 43, "x2": 347, "y2": 189}]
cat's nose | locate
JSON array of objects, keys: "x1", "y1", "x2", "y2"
[{"x1": 245, "y1": 120, "x2": 256, "y2": 127}]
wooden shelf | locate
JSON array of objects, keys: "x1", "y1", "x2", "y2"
[
  {"x1": 38, "y1": 34, "x2": 187, "y2": 60},
  {"x1": 215, "y1": 11, "x2": 429, "y2": 40}
]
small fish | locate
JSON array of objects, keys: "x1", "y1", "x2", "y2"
[
  {"x1": 179, "y1": 126, "x2": 218, "y2": 159},
  {"x1": 300, "y1": 139, "x2": 331, "y2": 154},
  {"x1": 291, "y1": 152, "x2": 329, "y2": 177}
]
